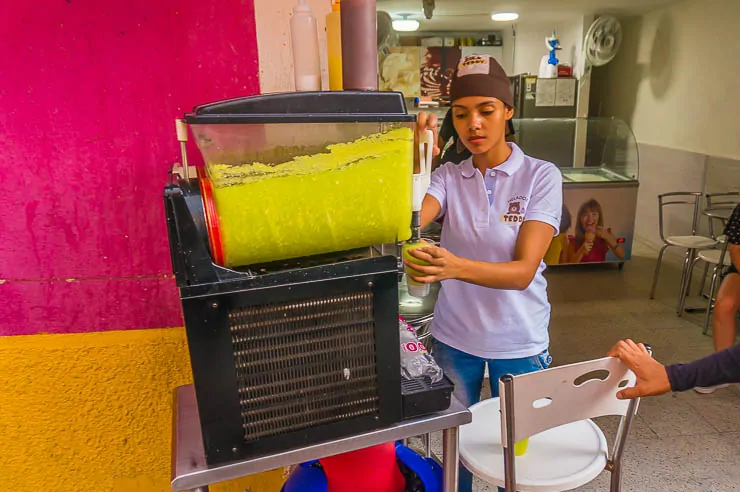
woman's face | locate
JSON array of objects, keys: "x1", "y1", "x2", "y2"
[
  {"x1": 580, "y1": 208, "x2": 600, "y2": 231},
  {"x1": 451, "y1": 96, "x2": 513, "y2": 155}
]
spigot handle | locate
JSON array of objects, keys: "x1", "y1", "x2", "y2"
[
  {"x1": 175, "y1": 118, "x2": 190, "y2": 179},
  {"x1": 418, "y1": 129, "x2": 433, "y2": 177},
  {"x1": 412, "y1": 130, "x2": 434, "y2": 212}
]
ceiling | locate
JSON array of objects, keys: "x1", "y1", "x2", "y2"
[{"x1": 377, "y1": 0, "x2": 680, "y2": 30}]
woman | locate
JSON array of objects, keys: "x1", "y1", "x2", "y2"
[
  {"x1": 567, "y1": 199, "x2": 625, "y2": 263},
  {"x1": 407, "y1": 55, "x2": 562, "y2": 492}
]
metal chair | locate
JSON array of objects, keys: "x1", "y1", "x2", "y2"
[
  {"x1": 459, "y1": 356, "x2": 641, "y2": 491},
  {"x1": 685, "y1": 236, "x2": 731, "y2": 335},
  {"x1": 689, "y1": 192, "x2": 738, "y2": 306},
  {"x1": 704, "y1": 191, "x2": 740, "y2": 239},
  {"x1": 649, "y1": 192, "x2": 716, "y2": 315}
]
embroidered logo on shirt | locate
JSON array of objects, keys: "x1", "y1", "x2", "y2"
[
  {"x1": 507, "y1": 202, "x2": 522, "y2": 214},
  {"x1": 501, "y1": 196, "x2": 528, "y2": 224}
]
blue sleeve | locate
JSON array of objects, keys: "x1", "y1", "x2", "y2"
[{"x1": 524, "y1": 163, "x2": 563, "y2": 235}]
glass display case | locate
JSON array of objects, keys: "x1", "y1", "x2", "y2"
[{"x1": 513, "y1": 117, "x2": 639, "y2": 182}]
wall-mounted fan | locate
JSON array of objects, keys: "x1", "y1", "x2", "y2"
[{"x1": 577, "y1": 15, "x2": 622, "y2": 78}]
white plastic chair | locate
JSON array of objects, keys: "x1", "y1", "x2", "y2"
[
  {"x1": 649, "y1": 192, "x2": 716, "y2": 315},
  {"x1": 459, "y1": 357, "x2": 641, "y2": 492}
]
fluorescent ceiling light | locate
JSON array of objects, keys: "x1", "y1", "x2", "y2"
[
  {"x1": 491, "y1": 12, "x2": 519, "y2": 21},
  {"x1": 393, "y1": 15, "x2": 420, "y2": 32}
]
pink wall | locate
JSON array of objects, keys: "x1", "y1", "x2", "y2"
[{"x1": 0, "y1": 1, "x2": 260, "y2": 335}]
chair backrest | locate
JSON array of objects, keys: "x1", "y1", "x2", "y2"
[
  {"x1": 499, "y1": 357, "x2": 636, "y2": 446},
  {"x1": 657, "y1": 192, "x2": 704, "y2": 241},
  {"x1": 706, "y1": 191, "x2": 740, "y2": 210},
  {"x1": 705, "y1": 192, "x2": 740, "y2": 239}
]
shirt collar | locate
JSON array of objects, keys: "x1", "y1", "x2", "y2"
[{"x1": 460, "y1": 143, "x2": 525, "y2": 178}]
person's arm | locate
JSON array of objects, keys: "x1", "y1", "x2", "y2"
[
  {"x1": 598, "y1": 228, "x2": 626, "y2": 259},
  {"x1": 420, "y1": 194, "x2": 442, "y2": 230},
  {"x1": 607, "y1": 339, "x2": 740, "y2": 398},
  {"x1": 418, "y1": 161, "x2": 449, "y2": 230},
  {"x1": 666, "y1": 343, "x2": 740, "y2": 392},
  {"x1": 456, "y1": 221, "x2": 556, "y2": 289},
  {"x1": 405, "y1": 220, "x2": 556, "y2": 290},
  {"x1": 730, "y1": 244, "x2": 740, "y2": 271},
  {"x1": 406, "y1": 164, "x2": 562, "y2": 290}
]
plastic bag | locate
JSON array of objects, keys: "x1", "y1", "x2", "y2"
[{"x1": 398, "y1": 317, "x2": 443, "y2": 383}]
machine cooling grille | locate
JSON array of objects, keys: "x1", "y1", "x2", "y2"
[{"x1": 229, "y1": 291, "x2": 380, "y2": 441}]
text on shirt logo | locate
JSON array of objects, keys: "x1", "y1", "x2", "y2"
[{"x1": 501, "y1": 214, "x2": 525, "y2": 224}]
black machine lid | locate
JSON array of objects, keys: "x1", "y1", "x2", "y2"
[{"x1": 184, "y1": 91, "x2": 416, "y2": 124}]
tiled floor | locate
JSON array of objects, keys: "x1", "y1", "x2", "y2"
[{"x1": 416, "y1": 253, "x2": 740, "y2": 491}]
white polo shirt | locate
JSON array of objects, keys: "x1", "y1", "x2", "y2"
[{"x1": 426, "y1": 143, "x2": 563, "y2": 359}]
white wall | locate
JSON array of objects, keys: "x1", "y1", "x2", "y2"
[
  {"x1": 598, "y1": 0, "x2": 740, "y2": 160},
  {"x1": 508, "y1": 18, "x2": 586, "y2": 75},
  {"x1": 255, "y1": 0, "x2": 331, "y2": 93},
  {"x1": 593, "y1": 0, "x2": 740, "y2": 258}
]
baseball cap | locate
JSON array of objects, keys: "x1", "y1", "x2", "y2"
[{"x1": 449, "y1": 55, "x2": 514, "y2": 108}]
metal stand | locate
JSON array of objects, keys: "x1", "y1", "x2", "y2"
[
  {"x1": 442, "y1": 427, "x2": 460, "y2": 492},
  {"x1": 171, "y1": 385, "x2": 471, "y2": 492}
]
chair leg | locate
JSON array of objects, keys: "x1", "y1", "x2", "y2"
[
  {"x1": 703, "y1": 266, "x2": 721, "y2": 336},
  {"x1": 698, "y1": 261, "x2": 710, "y2": 297},
  {"x1": 677, "y1": 249, "x2": 695, "y2": 316},
  {"x1": 609, "y1": 464, "x2": 623, "y2": 492},
  {"x1": 650, "y1": 244, "x2": 669, "y2": 299},
  {"x1": 686, "y1": 256, "x2": 701, "y2": 298},
  {"x1": 680, "y1": 256, "x2": 701, "y2": 315}
]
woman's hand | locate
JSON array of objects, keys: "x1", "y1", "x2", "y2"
[
  {"x1": 607, "y1": 339, "x2": 670, "y2": 399},
  {"x1": 404, "y1": 245, "x2": 465, "y2": 283},
  {"x1": 580, "y1": 241, "x2": 594, "y2": 254},
  {"x1": 597, "y1": 226, "x2": 626, "y2": 258},
  {"x1": 415, "y1": 111, "x2": 440, "y2": 156},
  {"x1": 596, "y1": 227, "x2": 617, "y2": 247}
]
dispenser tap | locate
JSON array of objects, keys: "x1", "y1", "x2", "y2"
[
  {"x1": 175, "y1": 118, "x2": 190, "y2": 180},
  {"x1": 411, "y1": 129, "x2": 434, "y2": 241}
]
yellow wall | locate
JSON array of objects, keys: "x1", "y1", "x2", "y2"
[{"x1": 0, "y1": 328, "x2": 285, "y2": 492}]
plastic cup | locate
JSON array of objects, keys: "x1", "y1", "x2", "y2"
[
  {"x1": 402, "y1": 242, "x2": 431, "y2": 298},
  {"x1": 407, "y1": 282, "x2": 430, "y2": 297},
  {"x1": 514, "y1": 438, "x2": 529, "y2": 456}
]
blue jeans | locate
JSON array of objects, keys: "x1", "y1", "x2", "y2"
[{"x1": 431, "y1": 338, "x2": 552, "y2": 492}]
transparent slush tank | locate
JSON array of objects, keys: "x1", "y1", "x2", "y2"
[{"x1": 187, "y1": 93, "x2": 415, "y2": 268}]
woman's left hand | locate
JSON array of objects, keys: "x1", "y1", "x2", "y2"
[
  {"x1": 404, "y1": 246, "x2": 465, "y2": 283},
  {"x1": 596, "y1": 227, "x2": 617, "y2": 246}
]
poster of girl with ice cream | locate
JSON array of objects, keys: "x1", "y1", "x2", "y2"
[{"x1": 567, "y1": 198, "x2": 627, "y2": 263}]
